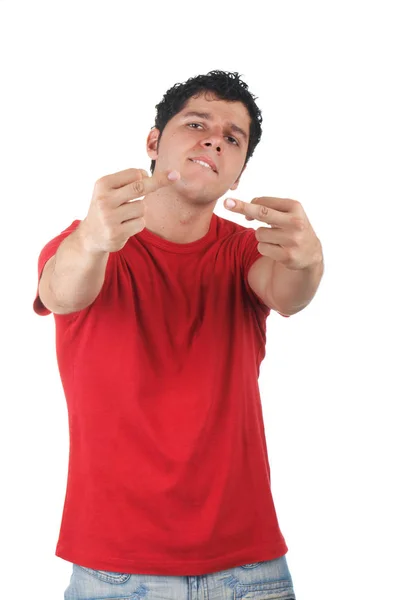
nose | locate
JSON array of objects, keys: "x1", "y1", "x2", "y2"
[
  {"x1": 199, "y1": 128, "x2": 223, "y2": 153},
  {"x1": 202, "y1": 140, "x2": 221, "y2": 153}
]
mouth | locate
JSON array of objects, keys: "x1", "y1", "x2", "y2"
[{"x1": 188, "y1": 158, "x2": 218, "y2": 174}]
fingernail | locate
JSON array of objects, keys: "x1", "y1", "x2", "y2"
[
  {"x1": 168, "y1": 170, "x2": 180, "y2": 181},
  {"x1": 225, "y1": 199, "x2": 236, "y2": 208}
]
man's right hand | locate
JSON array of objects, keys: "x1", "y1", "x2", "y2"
[{"x1": 80, "y1": 168, "x2": 180, "y2": 253}]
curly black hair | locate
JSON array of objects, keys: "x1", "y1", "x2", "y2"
[{"x1": 150, "y1": 70, "x2": 263, "y2": 174}]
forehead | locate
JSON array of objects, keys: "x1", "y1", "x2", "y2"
[{"x1": 176, "y1": 92, "x2": 251, "y2": 132}]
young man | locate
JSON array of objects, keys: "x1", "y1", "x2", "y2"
[{"x1": 33, "y1": 70, "x2": 323, "y2": 599}]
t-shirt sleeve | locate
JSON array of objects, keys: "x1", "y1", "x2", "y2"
[
  {"x1": 238, "y1": 226, "x2": 290, "y2": 318},
  {"x1": 33, "y1": 220, "x2": 82, "y2": 316}
]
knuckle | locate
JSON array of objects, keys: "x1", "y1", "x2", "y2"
[
  {"x1": 258, "y1": 205, "x2": 269, "y2": 218},
  {"x1": 291, "y1": 216, "x2": 306, "y2": 231},
  {"x1": 96, "y1": 193, "x2": 108, "y2": 208},
  {"x1": 291, "y1": 199, "x2": 303, "y2": 213},
  {"x1": 95, "y1": 176, "x2": 107, "y2": 191},
  {"x1": 285, "y1": 249, "x2": 296, "y2": 265},
  {"x1": 137, "y1": 217, "x2": 146, "y2": 230},
  {"x1": 292, "y1": 232, "x2": 302, "y2": 246},
  {"x1": 132, "y1": 199, "x2": 145, "y2": 216},
  {"x1": 131, "y1": 179, "x2": 144, "y2": 196}
]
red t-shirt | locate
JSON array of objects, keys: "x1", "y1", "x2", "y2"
[{"x1": 33, "y1": 212, "x2": 289, "y2": 576}]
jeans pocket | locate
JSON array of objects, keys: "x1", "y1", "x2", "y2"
[
  {"x1": 75, "y1": 564, "x2": 132, "y2": 584},
  {"x1": 234, "y1": 579, "x2": 296, "y2": 599},
  {"x1": 233, "y1": 557, "x2": 296, "y2": 599}
]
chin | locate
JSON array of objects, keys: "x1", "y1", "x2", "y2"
[{"x1": 178, "y1": 179, "x2": 219, "y2": 203}]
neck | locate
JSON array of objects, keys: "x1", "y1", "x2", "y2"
[{"x1": 143, "y1": 188, "x2": 217, "y2": 244}]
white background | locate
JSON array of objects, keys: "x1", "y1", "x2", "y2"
[{"x1": 1, "y1": 1, "x2": 399, "y2": 599}]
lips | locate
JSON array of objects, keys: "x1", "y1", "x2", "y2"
[{"x1": 189, "y1": 155, "x2": 218, "y2": 173}]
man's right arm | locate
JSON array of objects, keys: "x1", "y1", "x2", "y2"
[
  {"x1": 37, "y1": 167, "x2": 181, "y2": 315},
  {"x1": 38, "y1": 221, "x2": 110, "y2": 315}
]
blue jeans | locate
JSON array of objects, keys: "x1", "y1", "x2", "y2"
[{"x1": 64, "y1": 555, "x2": 296, "y2": 599}]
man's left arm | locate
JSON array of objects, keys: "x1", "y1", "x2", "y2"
[
  {"x1": 251, "y1": 253, "x2": 324, "y2": 316},
  {"x1": 224, "y1": 196, "x2": 324, "y2": 316}
]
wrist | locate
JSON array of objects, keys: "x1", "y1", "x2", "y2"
[{"x1": 77, "y1": 219, "x2": 108, "y2": 257}]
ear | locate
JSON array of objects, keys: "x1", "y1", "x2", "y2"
[
  {"x1": 146, "y1": 128, "x2": 160, "y2": 160},
  {"x1": 230, "y1": 164, "x2": 246, "y2": 191}
]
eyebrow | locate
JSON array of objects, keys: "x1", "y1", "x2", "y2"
[{"x1": 181, "y1": 111, "x2": 248, "y2": 141}]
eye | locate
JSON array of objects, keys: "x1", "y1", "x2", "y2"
[{"x1": 187, "y1": 123, "x2": 239, "y2": 145}]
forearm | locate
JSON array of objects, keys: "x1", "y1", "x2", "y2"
[
  {"x1": 44, "y1": 221, "x2": 110, "y2": 313},
  {"x1": 270, "y1": 254, "x2": 324, "y2": 315}
]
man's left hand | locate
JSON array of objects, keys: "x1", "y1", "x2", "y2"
[{"x1": 224, "y1": 196, "x2": 323, "y2": 271}]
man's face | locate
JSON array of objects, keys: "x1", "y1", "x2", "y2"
[{"x1": 147, "y1": 92, "x2": 251, "y2": 202}]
